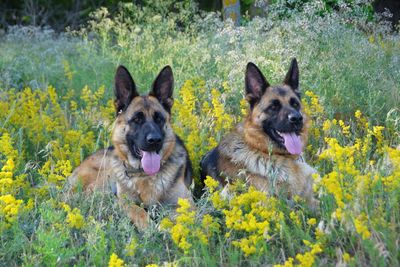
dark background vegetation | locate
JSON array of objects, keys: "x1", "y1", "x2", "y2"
[{"x1": 0, "y1": 0, "x2": 399, "y2": 31}]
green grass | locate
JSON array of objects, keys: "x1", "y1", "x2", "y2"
[
  {"x1": 1, "y1": 2, "x2": 400, "y2": 266},
  {"x1": 1, "y1": 3, "x2": 399, "y2": 124}
]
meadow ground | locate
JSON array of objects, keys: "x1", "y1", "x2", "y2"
[{"x1": 0, "y1": 2, "x2": 400, "y2": 266}]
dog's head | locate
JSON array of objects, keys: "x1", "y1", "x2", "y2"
[
  {"x1": 244, "y1": 59, "x2": 307, "y2": 155},
  {"x1": 112, "y1": 65, "x2": 175, "y2": 175}
]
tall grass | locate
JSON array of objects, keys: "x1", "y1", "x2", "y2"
[
  {"x1": 0, "y1": 1, "x2": 400, "y2": 266},
  {"x1": 1, "y1": 2, "x2": 399, "y2": 123}
]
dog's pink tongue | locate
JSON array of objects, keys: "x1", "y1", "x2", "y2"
[
  {"x1": 281, "y1": 132, "x2": 303, "y2": 155},
  {"x1": 141, "y1": 151, "x2": 161, "y2": 175}
]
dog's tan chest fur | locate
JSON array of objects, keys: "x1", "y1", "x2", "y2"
[
  {"x1": 113, "y1": 143, "x2": 188, "y2": 206},
  {"x1": 218, "y1": 123, "x2": 317, "y2": 203}
]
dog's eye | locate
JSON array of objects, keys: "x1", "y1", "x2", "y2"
[
  {"x1": 269, "y1": 100, "x2": 281, "y2": 111},
  {"x1": 153, "y1": 112, "x2": 165, "y2": 124},
  {"x1": 130, "y1": 112, "x2": 144, "y2": 124},
  {"x1": 290, "y1": 98, "x2": 300, "y2": 109},
  {"x1": 132, "y1": 116, "x2": 143, "y2": 124}
]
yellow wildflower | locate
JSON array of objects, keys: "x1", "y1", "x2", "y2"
[
  {"x1": 39, "y1": 159, "x2": 72, "y2": 187},
  {"x1": 125, "y1": 238, "x2": 137, "y2": 257},
  {"x1": 66, "y1": 208, "x2": 85, "y2": 229},
  {"x1": 170, "y1": 222, "x2": 191, "y2": 253},
  {"x1": 315, "y1": 228, "x2": 325, "y2": 241},
  {"x1": 194, "y1": 228, "x2": 208, "y2": 245},
  {"x1": 223, "y1": 187, "x2": 281, "y2": 256},
  {"x1": 275, "y1": 243, "x2": 322, "y2": 267},
  {"x1": 211, "y1": 88, "x2": 234, "y2": 132},
  {"x1": 338, "y1": 120, "x2": 350, "y2": 136},
  {"x1": 0, "y1": 194, "x2": 23, "y2": 226},
  {"x1": 372, "y1": 126, "x2": 385, "y2": 150},
  {"x1": 232, "y1": 236, "x2": 259, "y2": 256},
  {"x1": 202, "y1": 214, "x2": 213, "y2": 228},
  {"x1": 343, "y1": 252, "x2": 351, "y2": 263},
  {"x1": 304, "y1": 90, "x2": 324, "y2": 116},
  {"x1": 176, "y1": 198, "x2": 191, "y2": 213},
  {"x1": 307, "y1": 218, "x2": 317, "y2": 226},
  {"x1": 354, "y1": 213, "x2": 371, "y2": 240},
  {"x1": 61, "y1": 203, "x2": 85, "y2": 229},
  {"x1": 210, "y1": 190, "x2": 227, "y2": 209},
  {"x1": 108, "y1": 253, "x2": 124, "y2": 267},
  {"x1": 168, "y1": 198, "x2": 197, "y2": 253},
  {"x1": 290, "y1": 211, "x2": 301, "y2": 226},
  {"x1": 0, "y1": 158, "x2": 15, "y2": 194},
  {"x1": 274, "y1": 257, "x2": 294, "y2": 267},
  {"x1": 0, "y1": 133, "x2": 18, "y2": 159},
  {"x1": 204, "y1": 175, "x2": 219, "y2": 193},
  {"x1": 295, "y1": 243, "x2": 322, "y2": 267},
  {"x1": 354, "y1": 110, "x2": 362, "y2": 119},
  {"x1": 62, "y1": 59, "x2": 74, "y2": 81},
  {"x1": 207, "y1": 136, "x2": 218, "y2": 150},
  {"x1": 160, "y1": 217, "x2": 174, "y2": 230},
  {"x1": 322, "y1": 119, "x2": 332, "y2": 132},
  {"x1": 240, "y1": 98, "x2": 248, "y2": 116}
]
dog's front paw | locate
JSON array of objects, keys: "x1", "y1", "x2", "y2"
[{"x1": 129, "y1": 205, "x2": 150, "y2": 230}]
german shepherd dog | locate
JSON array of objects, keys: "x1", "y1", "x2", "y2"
[
  {"x1": 68, "y1": 65, "x2": 193, "y2": 229},
  {"x1": 201, "y1": 59, "x2": 318, "y2": 208}
]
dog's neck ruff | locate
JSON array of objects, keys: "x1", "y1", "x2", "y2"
[
  {"x1": 123, "y1": 161, "x2": 146, "y2": 176},
  {"x1": 220, "y1": 125, "x2": 300, "y2": 179},
  {"x1": 111, "y1": 142, "x2": 187, "y2": 206}
]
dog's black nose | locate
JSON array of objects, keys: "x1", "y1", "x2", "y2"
[
  {"x1": 146, "y1": 133, "x2": 162, "y2": 145},
  {"x1": 288, "y1": 113, "x2": 303, "y2": 124}
]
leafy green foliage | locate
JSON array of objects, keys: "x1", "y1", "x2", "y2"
[{"x1": 1, "y1": 2, "x2": 400, "y2": 266}]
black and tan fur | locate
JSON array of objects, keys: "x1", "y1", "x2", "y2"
[
  {"x1": 68, "y1": 65, "x2": 193, "y2": 229},
  {"x1": 201, "y1": 59, "x2": 318, "y2": 208}
]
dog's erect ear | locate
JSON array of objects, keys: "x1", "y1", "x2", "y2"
[
  {"x1": 149, "y1": 65, "x2": 174, "y2": 113},
  {"x1": 245, "y1": 62, "x2": 270, "y2": 108},
  {"x1": 114, "y1": 65, "x2": 139, "y2": 114},
  {"x1": 284, "y1": 58, "x2": 300, "y2": 96}
]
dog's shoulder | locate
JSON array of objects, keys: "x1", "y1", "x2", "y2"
[
  {"x1": 218, "y1": 123, "x2": 264, "y2": 172},
  {"x1": 67, "y1": 146, "x2": 117, "y2": 191},
  {"x1": 218, "y1": 123, "x2": 246, "y2": 157}
]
